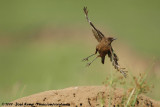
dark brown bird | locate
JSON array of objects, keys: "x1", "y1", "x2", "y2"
[{"x1": 82, "y1": 7, "x2": 127, "y2": 78}]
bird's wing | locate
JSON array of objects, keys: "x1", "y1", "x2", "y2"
[
  {"x1": 108, "y1": 47, "x2": 119, "y2": 67},
  {"x1": 83, "y1": 7, "x2": 104, "y2": 42},
  {"x1": 92, "y1": 29, "x2": 103, "y2": 42},
  {"x1": 108, "y1": 47, "x2": 127, "y2": 78}
]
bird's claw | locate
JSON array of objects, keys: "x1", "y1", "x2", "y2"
[
  {"x1": 86, "y1": 63, "x2": 91, "y2": 67},
  {"x1": 82, "y1": 58, "x2": 89, "y2": 62}
]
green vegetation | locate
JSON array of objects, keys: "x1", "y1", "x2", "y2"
[{"x1": 101, "y1": 68, "x2": 153, "y2": 106}]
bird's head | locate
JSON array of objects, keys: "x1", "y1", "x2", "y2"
[{"x1": 106, "y1": 37, "x2": 117, "y2": 44}]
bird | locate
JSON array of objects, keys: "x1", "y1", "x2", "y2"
[{"x1": 82, "y1": 7, "x2": 127, "y2": 78}]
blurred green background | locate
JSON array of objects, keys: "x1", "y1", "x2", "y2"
[{"x1": 0, "y1": 0, "x2": 160, "y2": 103}]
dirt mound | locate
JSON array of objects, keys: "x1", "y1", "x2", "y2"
[{"x1": 2, "y1": 86, "x2": 160, "y2": 107}]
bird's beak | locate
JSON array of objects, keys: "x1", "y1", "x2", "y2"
[{"x1": 112, "y1": 38, "x2": 117, "y2": 41}]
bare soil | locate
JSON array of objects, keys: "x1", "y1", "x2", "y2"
[{"x1": 2, "y1": 86, "x2": 160, "y2": 107}]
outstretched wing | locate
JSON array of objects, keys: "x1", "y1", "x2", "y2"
[
  {"x1": 92, "y1": 29, "x2": 102, "y2": 42},
  {"x1": 108, "y1": 47, "x2": 119, "y2": 69},
  {"x1": 83, "y1": 7, "x2": 104, "y2": 42},
  {"x1": 108, "y1": 47, "x2": 127, "y2": 78}
]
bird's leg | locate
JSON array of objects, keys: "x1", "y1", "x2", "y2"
[
  {"x1": 86, "y1": 55, "x2": 100, "y2": 67},
  {"x1": 82, "y1": 53, "x2": 96, "y2": 61},
  {"x1": 82, "y1": 49, "x2": 98, "y2": 62}
]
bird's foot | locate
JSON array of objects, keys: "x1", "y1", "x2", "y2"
[
  {"x1": 86, "y1": 63, "x2": 91, "y2": 67},
  {"x1": 82, "y1": 57, "x2": 89, "y2": 62}
]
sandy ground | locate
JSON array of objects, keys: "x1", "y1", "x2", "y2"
[{"x1": 2, "y1": 86, "x2": 160, "y2": 107}]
